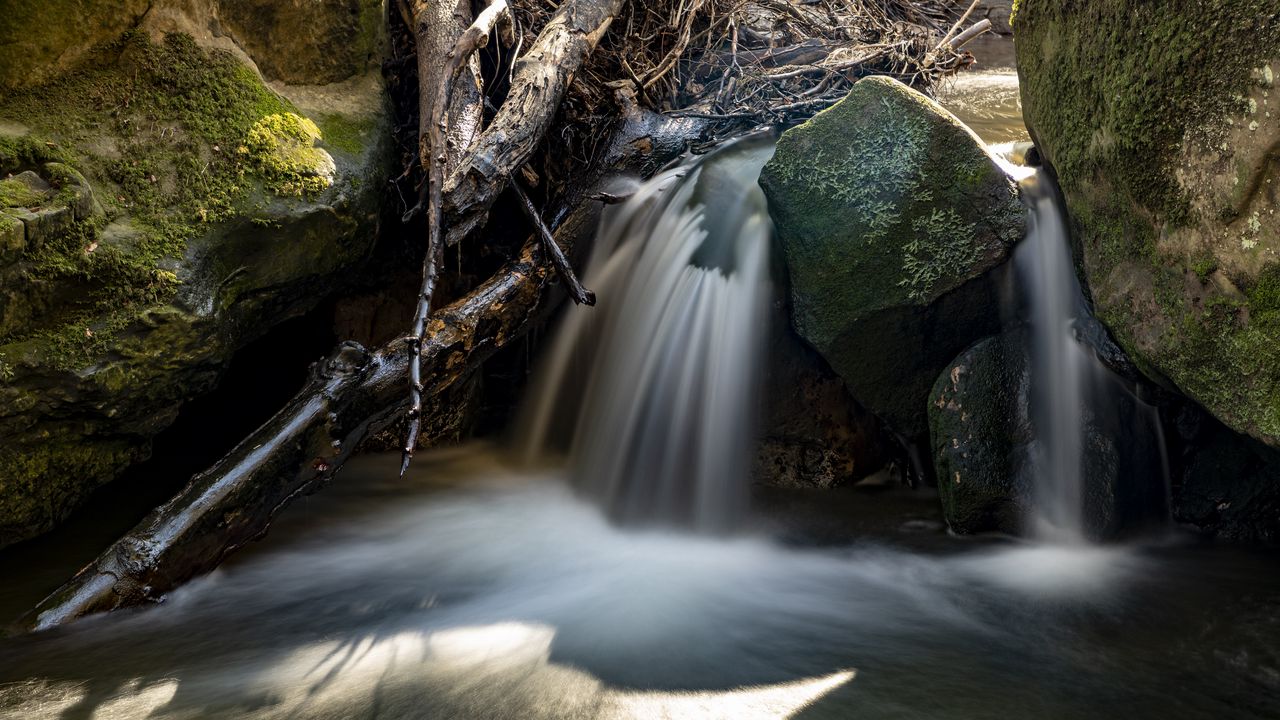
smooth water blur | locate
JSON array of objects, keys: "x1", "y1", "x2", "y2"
[
  {"x1": 2, "y1": 450, "x2": 1278, "y2": 720},
  {"x1": 1017, "y1": 174, "x2": 1089, "y2": 541},
  {"x1": 935, "y1": 70, "x2": 1028, "y2": 144},
  {"x1": 516, "y1": 134, "x2": 774, "y2": 532}
]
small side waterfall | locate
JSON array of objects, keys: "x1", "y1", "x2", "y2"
[
  {"x1": 1018, "y1": 173, "x2": 1091, "y2": 541},
  {"x1": 1015, "y1": 170, "x2": 1170, "y2": 541},
  {"x1": 515, "y1": 134, "x2": 776, "y2": 531}
]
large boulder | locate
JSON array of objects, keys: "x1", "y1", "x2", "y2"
[
  {"x1": 1015, "y1": 0, "x2": 1280, "y2": 448},
  {"x1": 0, "y1": 4, "x2": 391, "y2": 547},
  {"x1": 759, "y1": 75, "x2": 1024, "y2": 440}
]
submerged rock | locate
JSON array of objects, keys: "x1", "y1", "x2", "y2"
[
  {"x1": 1016, "y1": 1, "x2": 1280, "y2": 448},
  {"x1": 759, "y1": 75, "x2": 1024, "y2": 441},
  {"x1": 0, "y1": 6, "x2": 391, "y2": 547}
]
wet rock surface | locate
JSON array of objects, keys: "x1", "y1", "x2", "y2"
[
  {"x1": 929, "y1": 326, "x2": 1168, "y2": 538},
  {"x1": 760, "y1": 75, "x2": 1024, "y2": 441},
  {"x1": 0, "y1": 4, "x2": 392, "y2": 547},
  {"x1": 754, "y1": 319, "x2": 889, "y2": 490}
]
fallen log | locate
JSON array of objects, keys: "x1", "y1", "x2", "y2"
[
  {"x1": 441, "y1": 0, "x2": 626, "y2": 245},
  {"x1": 18, "y1": 108, "x2": 709, "y2": 633}
]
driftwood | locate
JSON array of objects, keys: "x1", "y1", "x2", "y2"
[
  {"x1": 442, "y1": 0, "x2": 625, "y2": 245},
  {"x1": 403, "y1": 0, "x2": 512, "y2": 473},
  {"x1": 18, "y1": 108, "x2": 709, "y2": 633}
]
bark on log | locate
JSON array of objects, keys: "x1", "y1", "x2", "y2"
[
  {"x1": 442, "y1": 0, "x2": 626, "y2": 245},
  {"x1": 404, "y1": 0, "x2": 512, "y2": 473},
  {"x1": 18, "y1": 108, "x2": 710, "y2": 633},
  {"x1": 410, "y1": 0, "x2": 483, "y2": 166}
]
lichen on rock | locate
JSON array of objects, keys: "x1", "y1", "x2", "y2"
[{"x1": 759, "y1": 75, "x2": 1024, "y2": 439}]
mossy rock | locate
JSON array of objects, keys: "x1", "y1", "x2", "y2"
[
  {"x1": 928, "y1": 326, "x2": 1166, "y2": 538},
  {"x1": 1015, "y1": 0, "x2": 1280, "y2": 447},
  {"x1": 759, "y1": 75, "x2": 1025, "y2": 438},
  {"x1": 929, "y1": 332, "x2": 1032, "y2": 535},
  {"x1": 0, "y1": 26, "x2": 391, "y2": 548}
]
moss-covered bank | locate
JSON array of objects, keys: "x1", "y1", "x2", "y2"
[
  {"x1": 1015, "y1": 0, "x2": 1280, "y2": 446},
  {"x1": 0, "y1": 23, "x2": 390, "y2": 548}
]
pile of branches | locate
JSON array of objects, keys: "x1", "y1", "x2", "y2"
[
  {"x1": 583, "y1": 0, "x2": 978, "y2": 130},
  {"x1": 388, "y1": 0, "x2": 987, "y2": 463},
  {"x1": 18, "y1": 0, "x2": 990, "y2": 631}
]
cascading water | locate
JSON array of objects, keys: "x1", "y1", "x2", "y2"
[
  {"x1": 1013, "y1": 168, "x2": 1170, "y2": 541},
  {"x1": 515, "y1": 133, "x2": 776, "y2": 531},
  {"x1": 1017, "y1": 172, "x2": 1090, "y2": 541}
]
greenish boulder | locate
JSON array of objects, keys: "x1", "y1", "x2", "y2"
[
  {"x1": 759, "y1": 75, "x2": 1024, "y2": 439},
  {"x1": 1015, "y1": 0, "x2": 1280, "y2": 447},
  {"x1": 0, "y1": 6, "x2": 391, "y2": 548}
]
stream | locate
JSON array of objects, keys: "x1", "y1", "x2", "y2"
[
  {"x1": 2, "y1": 450, "x2": 1279, "y2": 719},
  {"x1": 2, "y1": 69, "x2": 1280, "y2": 720}
]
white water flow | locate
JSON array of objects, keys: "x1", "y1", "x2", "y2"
[
  {"x1": 516, "y1": 134, "x2": 775, "y2": 531},
  {"x1": 1017, "y1": 172, "x2": 1091, "y2": 542}
]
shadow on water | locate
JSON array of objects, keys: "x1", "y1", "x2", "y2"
[
  {"x1": 0, "y1": 307, "x2": 337, "y2": 623},
  {"x1": 2, "y1": 449, "x2": 1280, "y2": 719}
]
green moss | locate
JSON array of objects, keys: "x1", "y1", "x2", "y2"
[
  {"x1": 0, "y1": 32, "x2": 319, "y2": 363},
  {"x1": 1018, "y1": 0, "x2": 1280, "y2": 444},
  {"x1": 316, "y1": 113, "x2": 375, "y2": 156},
  {"x1": 0, "y1": 177, "x2": 46, "y2": 207},
  {"x1": 0, "y1": 134, "x2": 73, "y2": 167},
  {"x1": 1018, "y1": 0, "x2": 1279, "y2": 226},
  {"x1": 1190, "y1": 253, "x2": 1219, "y2": 283},
  {"x1": 240, "y1": 113, "x2": 333, "y2": 196},
  {"x1": 0, "y1": 436, "x2": 143, "y2": 545}
]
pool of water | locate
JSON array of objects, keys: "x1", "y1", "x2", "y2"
[{"x1": 2, "y1": 449, "x2": 1278, "y2": 720}]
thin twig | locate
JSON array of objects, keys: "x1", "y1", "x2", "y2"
[
  {"x1": 403, "y1": 0, "x2": 511, "y2": 475},
  {"x1": 514, "y1": 181, "x2": 596, "y2": 306}
]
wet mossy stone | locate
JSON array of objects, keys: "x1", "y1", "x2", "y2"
[
  {"x1": 0, "y1": 29, "x2": 392, "y2": 549},
  {"x1": 759, "y1": 75, "x2": 1024, "y2": 438},
  {"x1": 929, "y1": 326, "x2": 1167, "y2": 539},
  {"x1": 929, "y1": 332, "x2": 1032, "y2": 535},
  {"x1": 1015, "y1": 0, "x2": 1280, "y2": 447}
]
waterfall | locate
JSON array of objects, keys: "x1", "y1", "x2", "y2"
[
  {"x1": 1017, "y1": 173, "x2": 1091, "y2": 541},
  {"x1": 1015, "y1": 171, "x2": 1169, "y2": 541},
  {"x1": 514, "y1": 133, "x2": 776, "y2": 532}
]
